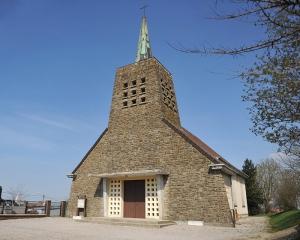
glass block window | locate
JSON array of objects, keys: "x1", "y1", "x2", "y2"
[
  {"x1": 145, "y1": 178, "x2": 159, "y2": 219},
  {"x1": 108, "y1": 180, "x2": 122, "y2": 217}
]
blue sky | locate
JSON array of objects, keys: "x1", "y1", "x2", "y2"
[{"x1": 0, "y1": 0, "x2": 277, "y2": 201}]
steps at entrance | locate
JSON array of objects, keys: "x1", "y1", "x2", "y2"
[{"x1": 75, "y1": 217, "x2": 175, "y2": 228}]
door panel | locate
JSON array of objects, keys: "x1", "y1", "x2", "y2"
[{"x1": 124, "y1": 180, "x2": 145, "y2": 218}]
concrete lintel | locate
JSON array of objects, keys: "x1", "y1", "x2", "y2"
[
  {"x1": 209, "y1": 164, "x2": 236, "y2": 176},
  {"x1": 88, "y1": 169, "x2": 169, "y2": 178}
]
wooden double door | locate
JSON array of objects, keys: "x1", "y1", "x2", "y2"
[{"x1": 123, "y1": 180, "x2": 145, "y2": 218}]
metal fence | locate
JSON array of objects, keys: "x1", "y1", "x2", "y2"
[{"x1": 0, "y1": 200, "x2": 67, "y2": 217}]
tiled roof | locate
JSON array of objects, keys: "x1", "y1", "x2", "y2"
[{"x1": 163, "y1": 119, "x2": 247, "y2": 178}]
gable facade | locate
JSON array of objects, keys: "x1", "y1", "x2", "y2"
[{"x1": 67, "y1": 16, "x2": 248, "y2": 225}]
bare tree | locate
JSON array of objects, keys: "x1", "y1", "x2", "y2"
[
  {"x1": 278, "y1": 152, "x2": 300, "y2": 175},
  {"x1": 256, "y1": 158, "x2": 281, "y2": 212},
  {"x1": 170, "y1": 0, "x2": 300, "y2": 160},
  {"x1": 276, "y1": 169, "x2": 300, "y2": 210},
  {"x1": 170, "y1": 0, "x2": 300, "y2": 55},
  {"x1": 242, "y1": 47, "x2": 300, "y2": 159}
]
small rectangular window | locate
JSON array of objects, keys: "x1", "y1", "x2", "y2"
[
  {"x1": 123, "y1": 101, "x2": 128, "y2": 107},
  {"x1": 123, "y1": 82, "x2": 128, "y2": 88},
  {"x1": 141, "y1": 87, "x2": 145, "y2": 93},
  {"x1": 131, "y1": 89, "x2": 136, "y2": 95},
  {"x1": 132, "y1": 99, "x2": 136, "y2": 105},
  {"x1": 132, "y1": 80, "x2": 136, "y2": 86},
  {"x1": 123, "y1": 92, "x2": 128, "y2": 98},
  {"x1": 141, "y1": 77, "x2": 146, "y2": 84},
  {"x1": 141, "y1": 97, "x2": 146, "y2": 103}
]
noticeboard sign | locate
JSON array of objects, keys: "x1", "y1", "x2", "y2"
[{"x1": 77, "y1": 199, "x2": 85, "y2": 208}]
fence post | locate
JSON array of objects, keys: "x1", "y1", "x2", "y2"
[
  {"x1": 0, "y1": 200, "x2": 3, "y2": 214},
  {"x1": 24, "y1": 201, "x2": 28, "y2": 214},
  {"x1": 45, "y1": 200, "x2": 51, "y2": 217},
  {"x1": 60, "y1": 201, "x2": 67, "y2": 217}
]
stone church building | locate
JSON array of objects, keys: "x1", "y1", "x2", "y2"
[{"x1": 67, "y1": 16, "x2": 248, "y2": 225}]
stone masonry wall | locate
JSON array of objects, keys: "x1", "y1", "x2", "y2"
[{"x1": 67, "y1": 58, "x2": 232, "y2": 225}]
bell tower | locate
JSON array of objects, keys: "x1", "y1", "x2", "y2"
[{"x1": 108, "y1": 15, "x2": 181, "y2": 129}]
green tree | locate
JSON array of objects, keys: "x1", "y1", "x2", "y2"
[{"x1": 242, "y1": 159, "x2": 263, "y2": 215}]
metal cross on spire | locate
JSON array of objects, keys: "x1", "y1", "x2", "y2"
[
  {"x1": 135, "y1": 5, "x2": 152, "y2": 62},
  {"x1": 140, "y1": 5, "x2": 148, "y2": 17}
]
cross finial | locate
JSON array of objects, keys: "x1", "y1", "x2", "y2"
[{"x1": 140, "y1": 5, "x2": 148, "y2": 17}]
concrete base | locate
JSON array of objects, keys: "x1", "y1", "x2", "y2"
[
  {"x1": 75, "y1": 217, "x2": 175, "y2": 228},
  {"x1": 188, "y1": 221, "x2": 204, "y2": 226}
]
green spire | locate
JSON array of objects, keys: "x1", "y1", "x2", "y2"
[{"x1": 135, "y1": 16, "x2": 152, "y2": 62}]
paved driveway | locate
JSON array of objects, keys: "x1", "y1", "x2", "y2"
[{"x1": 0, "y1": 216, "x2": 268, "y2": 240}]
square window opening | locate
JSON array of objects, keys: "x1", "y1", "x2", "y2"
[
  {"x1": 132, "y1": 80, "x2": 137, "y2": 86},
  {"x1": 131, "y1": 89, "x2": 136, "y2": 95},
  {"x1": 141, "y1": 97, "x2": 146, "y2": 103},
  {"x1": 141, "y1": 77, "x2": 146, "y2": 84},
  {"x1": 141, "y1": 87, "x2": 146, "y2": 93},
  {"x1": 123, "y1": 82, "x2": 128, "y2": 88},
  {"x1": 132, "y1": 99, "x2": 137, "y2": 105},
  {"x1": 123, "y1": 101, "x2": 128, "y2": 107}
]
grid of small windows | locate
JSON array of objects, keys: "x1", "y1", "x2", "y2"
[
  {"x1": 160, "y1": 78, "x2": 177, "y2": 112},
  {"x1": 145, "y1": 178, "x2": 159, "y2": 219},
  {"x1": 108, "y1": 180, "x2": 122, "y2": 217},
  {"x1": 122, "y1": 77, "x2": 147, "y2": 107}
]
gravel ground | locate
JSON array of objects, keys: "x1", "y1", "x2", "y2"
[{"x1": 0, "y1": 216, "x2": 269, "y2": 240}]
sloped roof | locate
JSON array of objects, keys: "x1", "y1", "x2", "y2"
[
  {"x1": 72, "y1": 128, "x2": 108, "y2": 174},
  {"x1": 163, "y1": 119, "x2": 247, "y2": 178}
]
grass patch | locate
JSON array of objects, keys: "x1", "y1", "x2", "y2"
[{"x1": 269, "y1": 210, "x2": 300, "y2": 232}]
